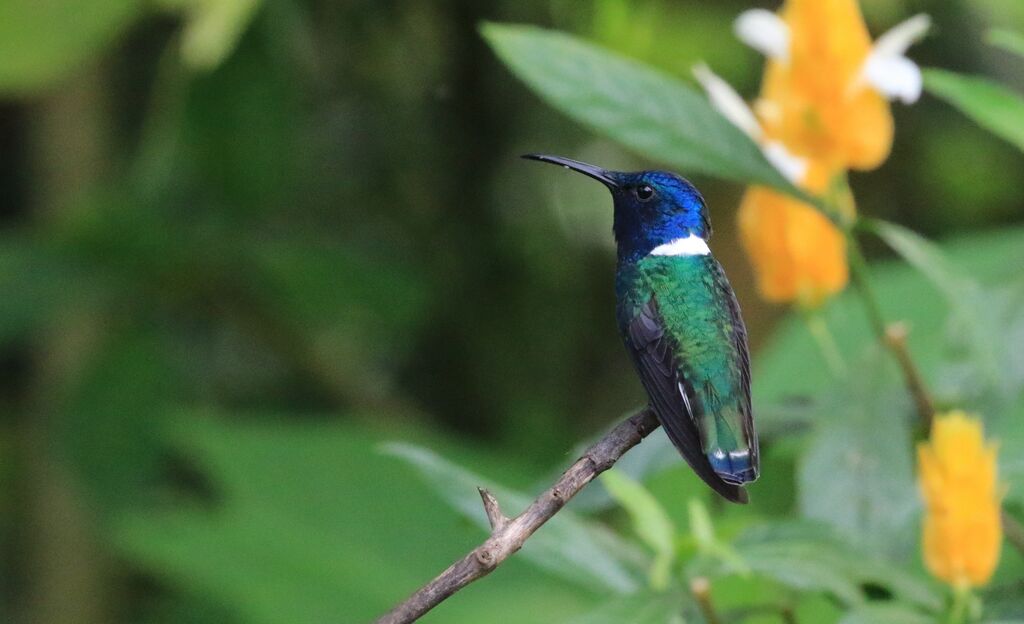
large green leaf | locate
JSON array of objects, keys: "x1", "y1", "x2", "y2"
[
  {"x1": 0, "y1": 0, "x2": 143, "y2": 94},
  {"x1": 481, "y1": 23, "x2": 803, "y2": 196},
  {"x1": 753, "y1": 226, "x2": 1024, "y2": 407},
  {"x1": 732, "y1": 523, "x2": 942, "y2": 612},
  {"x1": 158, "y1": 0, "x2": 263, "y2": 70},
  {"x1": 565, "y1": 591, "x2": 684, "y2": 624},
  {"x1": 924, "y1": 69, "x2": 1024, "y2": 152},
  {"x1": 600, "y1": 469, "x2": 676, "y2": 589},
  {"x1": 867, "y1": 219, "x2": 1014, "y2": 399},
  {"x1": 386, "y1": 443, "x2": 647, "y2": 594},
  {"x1": 797, "y1": 347, "x2": 918, "y2": 557},
  {"x1": 115, "y1": 417, "x2": 600, "y2": 624},
  {"x1": 838, "y1": 604, "x2": 935, "y2": 624},
  {"x1": 57, "y1": 331, "x2": 180, "y2": 515}
]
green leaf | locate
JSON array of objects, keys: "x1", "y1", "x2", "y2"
[
  {"x1": 158, "y1": 0, "x2": 263, "y2": 70},
  {"x1": 57, "y1": 331, "x2": 180, "y2": 515},
  {"x1": 116, "y1": 417, "x2": 600, "y2": 623},
  {"x1": 837, "y1": 604, "x2": 935, "y2": 624},
  {"x1": 481, "y1": 22, "x2": 805, "y2": 197},
  {"x1": 797, "y1": 347, "x2": 918, "y2": 557},
  {"x1": 734, "y1": 523, "x2": 942, "y2": 611},
  {"x1": 924, "y1": 68, "x2": 1024, "y2": 152},
  {"x1": 385, "y1": 442, "x2": 647, "y2": 594},
  {"x1": 0, "y1": 0, "x2": 143, "y2": 94},
  {"x1": 988, "y1": 29, "x2": 1024, "y2": 59},
  {"x1": 866, "y1": 219, "x2": 1005, "y2": 391},
  {"x1": 688, "y1": 499, "x2": 749, "y2": 574},
  {"x1": 753, "y1": 226, "x2": 1024, "y2": 407},
  {"x1": 0, "y1": 238, "x2": 91, "y2": 345},
  {"x1": 600, "y1": 469, "x2": 676, "y2": 589},
  {"x1": 566, "y1": 591, "x2": 685, "y2": 624}
]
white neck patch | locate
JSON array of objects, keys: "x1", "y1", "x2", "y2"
[{"x1": 649, "y1": 234, "x2": 710, "y2": 257}]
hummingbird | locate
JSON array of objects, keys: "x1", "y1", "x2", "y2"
[{"x1": 525, "y1": 154, "x2": 758, "y2": 503}]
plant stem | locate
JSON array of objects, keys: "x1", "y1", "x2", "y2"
[
  {"x1": 883, "y1": 322, "x2": 935, "y2": 432},
  {"x1": 846, "y1": 232, "x2": 935, "y2": 430},
  {"x1": 689, "y1": 577, "x2": 722, "y2": 624},
  {"x1": 845, "y1": 233, "x2": 889, "y2": 343},
  {"x1": 780, "y1": 605, "x2": 799, "y2": 624},
  {"x1": 947, "y1": 585, "x2": 972, "y2": 624}
]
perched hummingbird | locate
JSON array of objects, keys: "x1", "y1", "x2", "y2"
[{"x1": 525, "y1": 154, "x2": 758, "y2": 503}]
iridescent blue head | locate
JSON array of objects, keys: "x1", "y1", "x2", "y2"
[{"x1": 524, "y1": 154, "x2": 711, "y2": 264}]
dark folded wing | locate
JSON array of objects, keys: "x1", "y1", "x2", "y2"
[
  {"x1": 625, "y1": 297, "x2": 748, "y2": 504},
  {"x1": 719, "y1": 269, "x2": 758, "y2": 474}
]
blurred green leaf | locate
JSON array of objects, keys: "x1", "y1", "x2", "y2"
[
  {"x1": 0, "y1": 238, "x2": 91, "y2": 345},
  {"x1": 565, "y1": 590, "x2": 684, "y2": 624},
  {"x1": 116, "y1": 417, "x2": 599, "y2": 623},
  {"x1": 798, "y1": 347, "x2": 918, "y2": 557},
  {"x1": 0, "y1": 0, "x2": 143, "y2": 94},
  {"x1": 837, "y1": 604, "x2": 935, "y2": 624},
  {"x1": 600, "y1": 469, "x2": 675, "y2": 589},
  {"x1": 58, "y1": 331, "x2": 180, "y2": 515},
  {"x1": 481, "y1": 23, "x2": 805, "y2": 198},
  {"x1": 159, "y1": 0, "x2": 262, "y2": 70},
  {"x1": 734, "y1": 523, "x2": 942, "y2": 611},
  {"x1": 924, "y1": 69, "x2": 1024, "y2": 152},
  {"x1": 754, "y1": 226, "x2": 1024, "y2": 407},
  {"x1": 250, "y1": 239, "x2": 429, "y2": 335},
  {"x1": 989, "y1": 29, "x2": 1024, "y2": 58},
  {"x1": 385, "y1": 442, "x2": 647, "y2": 594},
  {"x1": 688, "y1": 498, "x2": 749, "y2": 574},
  {"x1": 867, "y1": 219, "x2": 1005, "y2": 391}
]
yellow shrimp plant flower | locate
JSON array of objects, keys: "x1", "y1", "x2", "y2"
[
  {"x1": 917, "y1": 412, "x2": 1002, "y2": 589},
  {"x1": 695, "y1": 1, "x2": 929, "y2": 307}
]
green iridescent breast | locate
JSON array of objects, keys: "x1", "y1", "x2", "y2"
[{"x1": 616, "y1": 253, "x2": 756, "y2": 484}]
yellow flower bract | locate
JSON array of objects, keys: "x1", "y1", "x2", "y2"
[
  {"x1": 917, "y1": 411, "x2": 1002, "y2": 588},
  {"x1": 760, "y1": 0, "x2": 894, "y2": 170},
  {"x1": 739, "y1": 0, "x2": 896, "y2": 307}
]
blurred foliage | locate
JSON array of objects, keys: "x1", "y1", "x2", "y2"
[{"x1": 1, "y1": 1, "x2": 1023, "y2": 624}]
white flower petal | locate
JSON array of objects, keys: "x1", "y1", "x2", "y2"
[
  {"x1": 762, "y1": 141, "x2": 808, "y2": 185},
  {"x1": 874, "y1": 13, "x2": 931, "y2": 57},
  {"x1": 865, "y1": 54, "x2": 923, "y2": 104},
  {"x1": 692, "y1": 63, "x2": 762, "y2": 139},
  {"x1": 857, "y1": 13, "x2": 929, "y2": 103},
  {"x1": 734, "y1": 9, "x2": 789, "y2": 61}
]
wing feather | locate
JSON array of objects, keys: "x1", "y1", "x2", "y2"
[{"x1": 626, "y1": 298, "x2": 748, "y2": 504}]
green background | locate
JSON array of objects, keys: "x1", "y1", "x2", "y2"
[{"x1": 2, "y1": 1, "x2": 1023, "y2": 622}]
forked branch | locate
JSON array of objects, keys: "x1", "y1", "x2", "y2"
[{"x1": 375, "y1": 408, "x2": 660, "y2": 624}]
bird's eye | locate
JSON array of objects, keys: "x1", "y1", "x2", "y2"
[{"x1": 635, "y1": 185, "x2": 654, "y2": 201}]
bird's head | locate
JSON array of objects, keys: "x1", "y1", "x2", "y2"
[{"x1": 524, "y1": 154, "x2": 710, "y2": 264}]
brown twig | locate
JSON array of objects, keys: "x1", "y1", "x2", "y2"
[
  {"x1": 847, "y1": 235, "x2": 935, "y2": 430},
  {"x1": 375, "y1": 408, "x2": 660, "y2": 624},
  {"x1": 780, "y1": 605, "x2": 799, "y2": 624},
  {"x1": 884, "y1": 322, "x2": 935, "y2": 431}
]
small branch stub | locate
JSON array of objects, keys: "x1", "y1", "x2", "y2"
[
  {"x1": 375, "y1": 408, "x2": 660, "y2": 624},
  {"x1": 478, "y1": 488, "x2": 508, "y2": 531}
]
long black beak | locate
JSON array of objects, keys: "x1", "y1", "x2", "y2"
[{"x1": 522, "y1": 154, "x2": 620, "y2": 189}]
